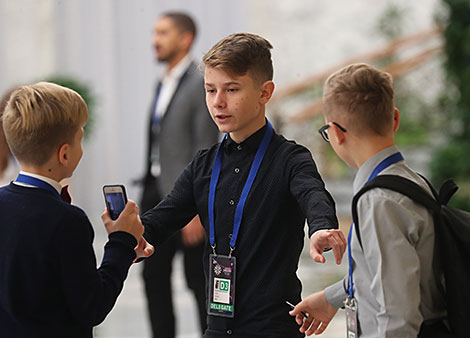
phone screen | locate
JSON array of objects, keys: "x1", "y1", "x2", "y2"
[{"x1": 103, "y1": 185, "x2": 127, "y2": 220}]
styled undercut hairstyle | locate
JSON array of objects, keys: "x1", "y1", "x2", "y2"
[
  {"x1": 162, "y1": 11, "x2": 197, "y2": 38},
  {"x1": 323, "y1": 63, "x2": 395, "y2": 136},
  {"x1": 2, "y1": 82, "x2": 88, "y2": 166},
  {"x1": 202, "y1": 32, "x2": 274, "y2": 85}
]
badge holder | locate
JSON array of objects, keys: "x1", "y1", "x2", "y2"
[
  {"x1": 344, "y1": 296, "x2": 358, "y2": 338},
  {"x1": 208, "y1": 250, "x2": 236, "y2": 318}
]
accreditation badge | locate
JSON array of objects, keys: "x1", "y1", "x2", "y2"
[
  {"x1": 344, "y1": 296, "x2": 358, "y2": 338},
  {"x1": 208, "y1": 254, "x2": 236, "y2": 318}
]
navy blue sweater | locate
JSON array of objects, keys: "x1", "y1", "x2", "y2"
[{"x1": 0, "y1": 183, "x2": 137, "y2": 338}]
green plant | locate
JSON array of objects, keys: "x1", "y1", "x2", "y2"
[{"x1": 430, "y1": 0, "x2": 470, "y2": 210}]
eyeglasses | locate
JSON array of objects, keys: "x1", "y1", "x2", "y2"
[{"x1": 318, "y1": 122, "x2": 347, "y2": 142}]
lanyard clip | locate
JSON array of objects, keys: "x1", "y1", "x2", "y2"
[
  {"x1": 211, "y1": 244, "x2": 217, "y2": 256},
  {"x1": 228, "y1": 246, "x2": 235, "y2": 258},
  {"x1": 344, "y1": 296, "x2": 356, "y2": 309}
]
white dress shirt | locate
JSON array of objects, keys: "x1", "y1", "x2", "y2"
[{"x1": 154, "y1": 54, "x2": 192, "y2": 120}]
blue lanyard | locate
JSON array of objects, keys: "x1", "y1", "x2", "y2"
[
  {"x1": 15, "y1": 173, "x2": 61, "y2": 199},
  {"x1": 208, "y1": 120, "x2": 274, "y2": 255},
  {"x1": 347, "y1": 152, "x2": 404, "y2": 299}
]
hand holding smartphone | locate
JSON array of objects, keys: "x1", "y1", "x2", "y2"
[
  {"x1": 102, "y1": 184, "x2": 144, "y2": 242},
  {"x1": 103, "y1": 185, "x2": 128, "y2": 220}
]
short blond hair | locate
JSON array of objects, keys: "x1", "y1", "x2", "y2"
[
  {"x1": 0, "y1": 88, "x2": 15, "y2": 173},
  {"x1": 2, "y1": 82, "x2": 88, "y2": 165},
  {"x1": 323, "y1": 63, "x2": 395, "y2": 136},
  {"x1": 202, "y1": 32, "x2": 273, "y2": 85}
]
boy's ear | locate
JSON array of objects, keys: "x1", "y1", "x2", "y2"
[
  {"x1": 259, "y1": 80, "x2": 275, "y2": 104},
  {"x1": 58, "y1": 143, "x2": 69, "y2": 166},
  {"x1": 331, "y1": 122, "x2": 346, "y2": 145},
  {"x1": 393, "y1": 108, "x2": 400, "y2": 133}
]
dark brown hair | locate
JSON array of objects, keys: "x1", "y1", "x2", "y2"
[
  {"x1": 202, "y1": 32, "x2": 274, "y2": 84},
  {"x1": 162, "y1": 12, "x2": 197, "y2": 38}
]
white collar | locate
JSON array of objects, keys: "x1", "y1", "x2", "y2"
[
  {"x1": 15, "y1": 170, "x2": 63, "y2": 194},
  {"x1": 353, "y1": 145, "x2": 402, "y2": 193}
]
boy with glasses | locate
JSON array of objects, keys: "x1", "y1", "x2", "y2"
[{"x1": 290, "y1": 63, "x2": 448, "y2": 337}]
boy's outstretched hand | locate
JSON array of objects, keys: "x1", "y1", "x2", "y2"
[
  {"x1": 134, "y1": 237, "x2": 155, "y2": 262},
  {"x1": 289, "y1": 291, "x2": 338, "y2": 336},
  {"x1": 101, "y1": 200, "x2": 144, "y2": 241},
  {"x1": 310, "y1": 229, "x2": 346, "y2": 264}
]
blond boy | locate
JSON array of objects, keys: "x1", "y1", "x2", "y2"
[
  {"x1": 290, "y1": 64, "x2": 447, "y2": 337},
  {"x1": 141, "y1": 33, "x2": 346, "y2": 337},
  {"x1": 0, "y1": 88, "x2": 15, "y2": 180},
  {"x1": 0, "y1": 82, "x2": 149, "y2": 337}
]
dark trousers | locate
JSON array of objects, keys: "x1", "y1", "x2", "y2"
[{"x1": 141, "y1": 177, "x2": 207, "y2": 338}]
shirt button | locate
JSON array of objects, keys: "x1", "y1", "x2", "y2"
[
  {"x1": 237, "y1": 145, "x2": 242, "y2": 151},
  {"x1": 234, "y1": 168, "x2": 240, "y2": 174},
  {"x1": 229, "y1": 199, "x2": 235, "y2": 206},
  {"x1": 226, "y1": 329, "x2": 233, "y2": 335}
]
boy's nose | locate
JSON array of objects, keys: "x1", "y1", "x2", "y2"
[{"x1": 213, "y1": 93, "x2": 225, "y2": 108}]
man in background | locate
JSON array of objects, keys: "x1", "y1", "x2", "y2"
[{"x1": 140, "y1": 12, "x2": 219, "y2": 338}]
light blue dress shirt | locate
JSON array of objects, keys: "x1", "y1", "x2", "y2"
[{"x1": 325, "y1": 145, "x2": 446, "y2": 338}]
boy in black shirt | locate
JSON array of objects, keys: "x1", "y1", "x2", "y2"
[{"x1": 141, "y1": 33, "x2": 346, "y2": 338}]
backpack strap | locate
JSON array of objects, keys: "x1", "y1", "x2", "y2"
[
  {"x1": 438, "y1": 178, "x2": 459, "y2": 206},
  {"x1": 417, "y1": 173, "x2": 439, "y2": 201},
  {"x1": 352, "y1": 174, "x2": 441, "y2": 249},
  {"x1": 417, "y1": 174, "x2": 459, "y2": 206}
]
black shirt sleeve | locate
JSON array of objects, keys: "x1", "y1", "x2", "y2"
[
  {"x1": 287, "y1": 144, "x2": 339, "y2": 237},
  {"x1": 141, "y1": 155, "x2": 199, "y2": 246}
]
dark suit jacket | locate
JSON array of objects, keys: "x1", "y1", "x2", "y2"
[
  {"x1": 144, "y1": 61, "x2": 219, "y2": 199},
  {"x1": 0, "y1": 183, "x2": 137, "y2": 338}
]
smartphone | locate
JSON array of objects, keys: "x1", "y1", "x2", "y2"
[{"x1": 103, "y1": 185, "x2": 128, "y2": 220}]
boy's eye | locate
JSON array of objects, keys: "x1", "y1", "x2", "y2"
[
  {"x1": 227, "y1": 88, "x2": 238, "y2": 92},
  {"x1": 205, "y1": 88, "x2": 215, "y2": 94}
]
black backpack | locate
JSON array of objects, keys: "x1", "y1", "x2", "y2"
[{"x1": 352, "y1": 175, "x2": 470, "y2": 338}]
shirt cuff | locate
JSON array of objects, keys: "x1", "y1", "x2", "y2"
[
  {"x1": 308, "y1": 220, "x2": 338, "y2": 238},
  {"x1": 108, "y1": 231, "x2": 138, "y2": 251},
  {"x1": 324, "y1": 278, "x2": 348, "y2": 309}
]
